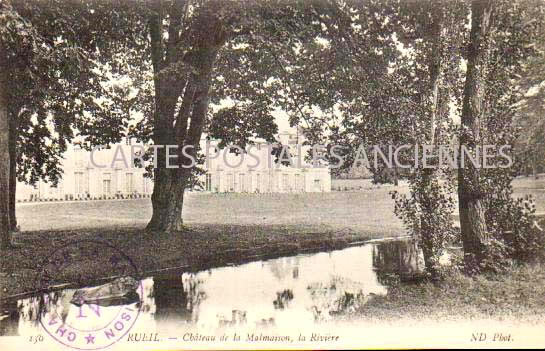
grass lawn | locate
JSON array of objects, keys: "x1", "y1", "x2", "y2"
[
  {"x1": 351, "y1": 262, "x2": 545, "y2": 324},
  {"x1": 333, "y1": 176, "x2": 545, "y2": 213},
  {"x1": 15, "y1": 190, "x2": 403, "y2": 234}
]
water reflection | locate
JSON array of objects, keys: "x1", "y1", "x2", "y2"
[
  {"x1": 372, "y1": 240, "x2": 425, "y2": 284},
  {"x1": 148, "y1": 245, "x2": 388, "y2": 329},
  {"x1": 0, "y1": 300, "x2": 19, "y2": 336},
  {"x1": 273, "y1": 289, "x2": 294, "y2": 310},
  {"x1": 1, "y1": 240, "x2": 425, "y2": 337},
  {"x1": 153, "y1": 274, "x2": 205, "y2": 324}
]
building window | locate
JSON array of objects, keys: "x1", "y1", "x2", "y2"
[
  {"x1": 314, "y1": 179, "x2": 321, "y2": 191},
  {"x1": 205, "y1": 173, "x2": 212, "y2": 191},
  {"x1": 75, "y1": 172, "x2": 85, "y2": 194},
  {"x1": 295, "y1": 174, "x2": 300, "y2": 190},
  {"x1": 239, "y1": 173, "x2": 245, "y2": 192},
  {"x1": 74, "y1": 149, "x2": 85, "y2": 168},
  {"x1": 126, "y1": 173, "x2": 134, "y2": 193},
  {"x1": 227, "y1": 174, "x2": 234, "y2": 192},
  {"x1": 282, "y1": 174, "x2": 289, "y2": 191},
  {"x1": 103, "y1": 173, "x2": 112, "y2": 195},
  {"x1": 143, "y1": 177, "x2": 149, "y2": 193}
]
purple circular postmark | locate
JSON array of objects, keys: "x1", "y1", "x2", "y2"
[{"x1": 36, "y1": 239, "x2": 143, "y2": 350}]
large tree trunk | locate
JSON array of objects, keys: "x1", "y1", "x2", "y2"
[
  {"x1": 147, "y1": 51, "x2": 217, "y2": 233},
  {"x1": 458, "y1": 0, "x2": 494, "y2": 270},
  {"x1": 0, "y1": 45, "x2": 11, "y2": 249},
  {"x1": 147, "y1": 168, "x2": 186, "y2": 232},
  {"x1": 146, "y1": 91, "x2": 183, "y2": 232},
  {"x1": 145, "y1": 0, "x2": 225, "y2": 233},
  {"x1": 145, "y1": 0, "x2": 187, "y2": 233},
  {"x1": 146, "y1": 131, "x2": 188, "y2": 233}
]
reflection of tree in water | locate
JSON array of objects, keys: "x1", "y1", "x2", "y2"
[
  {"x1": 218, "y1": 310, "x2": 247, "y2": 327},
  {"x1": 18, "y1": 290, "x2": 72, "y2": 325},
  {"x1": 306, "y1": 276, "x2": 367, "y2": 321},
  {"x1": 137, "y1": 278, "x2": 155, "y2": 314},
  {"x1": 0, "y1": 300, "x2": 19, "y2": 336},
  {"x1": 273, "y1": 289, "x2": 294, "y2": 309},
  {"x1": 0, "y1": 289, "x2": 74, "y2": 336},
  {"x1": 153, "y1": 273, "x2": 205, "y2": 324},
  {"x1": 372, "y1": 240, "x2": 424, "y2": 285},
  {"x1": 266, "y1": 257, "x2": 300, "y2": 281}
]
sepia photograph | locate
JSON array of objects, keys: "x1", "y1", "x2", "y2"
[{"x1": 1, "y1": 0, "x2": 545, "y2": 349}]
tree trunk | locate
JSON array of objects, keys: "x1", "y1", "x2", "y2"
[
  {"x1": 145, "y1": 1, "x2": 187, "y2": 233},
  {"x1": 532, "y1": 153, "x2": 538, "y2": 179},
  {"x1": 458, "y1": 0, "x2": 494, "y2": 270},
  {"x1": 145, "y1": 0, "x2": 228, "y2": 233},
  {"x1": 8, "y1": 111, "x2": 17, "y2": 231},
  {"x1": 0, "y1": 45, "x2": 11, "y2": 249},
  {"x1": 147, "y1": 168, "x2": 186, "y2": 232},
  {"x1": 146, "y1": 41, "x2": 219, "y2": 233},
  {"x1": 419, "y1": 167, "x2": 441, "y2": 278},
  {"x1": 147, "y1": 54, "x2": 217, "y2": 232},
  {"x1": 420, "y1": 214, "x2": 438, "y2": 278},
  {"x1": 417, "y1": 6, "x2": 443, "y2": 278}
]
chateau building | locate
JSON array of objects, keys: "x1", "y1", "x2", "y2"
[
  {"x1": 200, "y1": 132, "x2": 331, "y2": 193},
  {"x1": 16, "y1": 143, "x2": 152, "y2": 201},
  {"x1": 16, "y1": 133, "x2": 331, "y2": 201}
]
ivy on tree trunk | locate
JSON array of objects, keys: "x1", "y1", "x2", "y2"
[{"x1": 458, "y1": 0, "x2": 494, "y2": 270}]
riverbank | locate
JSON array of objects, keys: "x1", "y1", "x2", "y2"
[
  {"x1": 352, "y1": 262, "x2": 545, "y2": 324},
  {"x1": 0, "y1": 223, "x2": 398, "y2": 300},
  {"x1": 345, "y1": 215, "x2": 545, "y2": 324}
]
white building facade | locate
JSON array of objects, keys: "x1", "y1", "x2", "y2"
[
  {"x1": 200, "y1": 140, "x2": 331, "y2": 193},
  {"x1": 16, "y1": 133, "x2": 331, "y2": 201},
  {"x1": 16, "y1": 143, "x2": 153, "y2": 201}
]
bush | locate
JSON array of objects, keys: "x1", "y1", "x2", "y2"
[
  {"x1": 461, "y1": 160, "x2": 545, "y2": 273},
  {"x1": 463, "y1": 238, "x2": 514, "y2": 276},
  {"x1": 392, "y1": 168, "x2": 457, "y2": 277},
  {"x1": 487, "y1": 194, "x2": 545, "y2": 264}
]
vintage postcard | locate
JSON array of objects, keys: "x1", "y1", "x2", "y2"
[{"x1": 1, "y1": 0, "x2": 545, "y2": 350}]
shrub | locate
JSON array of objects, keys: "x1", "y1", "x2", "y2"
[
  {"x1": 487, "y1": 194, "x2": 545, "y2": 264},
  {"x1": 392, "y1": 168, "x2": 457, "y2": 277},
  {"x1": 461, "y1": 161, "x2": 545, "y2": 273}
]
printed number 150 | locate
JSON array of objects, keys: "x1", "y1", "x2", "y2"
[{"x1": 29, "y1": 335, "x2": 44, "y2": 344}]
